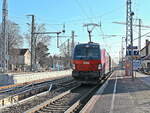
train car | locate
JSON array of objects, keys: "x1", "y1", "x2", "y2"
[
  {"x1": 72, "y1": 42, "x2": 111, "y2": 84},
  {"x1": 101, "y1": 49, "x2": 111, "y2": 76}
]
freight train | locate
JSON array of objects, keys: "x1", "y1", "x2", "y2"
[{"x1": 72, "y1": 42, "x2": 113, "y2": 84}]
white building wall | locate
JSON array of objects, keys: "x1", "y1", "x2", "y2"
[{"x1": 24, "y1": 51, "x2": 31, "y2": 65}]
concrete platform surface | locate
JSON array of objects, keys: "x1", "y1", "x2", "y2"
[
  {"x1": 0, "y1": 70, "x2": 72, "y2": 86},
  {"x1": 81, "y1": 70, "x2": 150, "y2": 113},
  {"x1": 135, "y1": 72, "x2": 150, "y2": 86}
]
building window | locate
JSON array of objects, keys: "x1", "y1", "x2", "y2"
[{"x1": 147, "y1": 62, "x2": 150, "y2": 68}]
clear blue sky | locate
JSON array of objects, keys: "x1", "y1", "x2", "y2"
[{"x1": 0, "y1": 0, "x2": 150, "y2": 62}]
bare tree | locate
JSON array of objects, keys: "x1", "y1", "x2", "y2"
[
  {"x1": 59, "y1": 41, "x2": 68, "y2": 57},
  {"x1": 24, "y1": 23, "x2": 51, "y2": 48},
  {"x1": 0, "y1": 20, "x2": 23, "y2": 51},
  {"x1": 59, "y1": 40, "x2": 74, "y2": 68},
  {"x1": 59, "y1": 39, "x2": 77, "y2": 58}
]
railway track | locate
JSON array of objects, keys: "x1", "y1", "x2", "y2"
[
  {"x1": 23, "y1": 72, "x2": 112, "y2": 113},
  {"x1": 0, "y1": 76, "x2": 73, "y2": 95},
  {"x1": 0, "y1": 76, "x2": 76, "y2": 111},
  {"x1": 1, "y1": 72, "x2": 112, "y2": 113},
  {"x1": 1, "y1": 79, "x2": 79, "y2": 113},
  {"x1": 24, "y1": 85, "x2": 93, "y2": 113}
]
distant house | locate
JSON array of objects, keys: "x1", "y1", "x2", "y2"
[
  {"x1": 140, "y1": 40, "x2": 150, "y2": 72},
  {"x1": 140, "y1": 40, "x2": 150, "y2": 57},
  {"x1": 8, "y1": 49, "x2": 31, "y2": 71}
]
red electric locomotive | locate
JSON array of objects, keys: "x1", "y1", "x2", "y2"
[{"x1": 72, "y1": 42, "x2": 111, "y2": 84}]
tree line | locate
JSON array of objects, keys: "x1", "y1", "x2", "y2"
[{"x1": 0, "y1": 20, "x2": 73, "y2": 70}]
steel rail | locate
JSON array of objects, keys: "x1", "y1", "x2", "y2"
[
  {"x1": 0, "y1": 77, "x2": 74, "y2": 108},
  {"x1": 23, "y1": 85, "x2": 80, "y2": 113},
  {"x1": 24, "y1": 72, "x2": 112, "y2": 113},
  {"x1": 65, "y1": 72, "x2": 112, "y2": 113}
]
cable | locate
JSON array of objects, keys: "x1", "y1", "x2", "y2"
[
  {"x1": 75, "y1": 0, "x2": 90, "y2": 20},
  {"x1": 85, "y1": 0, "x2": 95, "y2": 22},
  {"x1": 134, "y1": 31, "x2": 150, "y2": 41},
  {"x1": 99, "y1": 26, "x2": 121, "y2": 60},
  {"x1": 48, "y1": 3, "x2": 124, "y2": 24}
]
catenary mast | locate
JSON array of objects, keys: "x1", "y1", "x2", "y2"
[
  {"x1": 1, "y1": 0, "x2": 8, "y2": 72},
  {"x1": 126, "y1": 0, "x2": 134, "y2": 79}
]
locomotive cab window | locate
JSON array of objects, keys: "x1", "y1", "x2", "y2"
[{"x1": 74, "y1": 44, "x2": 100, "y2": 60}]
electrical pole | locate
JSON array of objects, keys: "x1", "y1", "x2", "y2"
[
  {"x1": 1, "y1": 0, "x2": 8, "y2": 72},
  {"x1": 67, "y1": 39, "x2": 70, "y2": 56},
  {"x1": 56, "y1": 32, "x2": 61, "y2": 48},
  {"x1": 26, "y1": 15, "x2": 66, "y2": 71},
  {"x1": 138, "y1": 19, "x2": 141, "y2": 51},
  {"x1": 33, "y1": 25, "x2": 65, "y2": 49},
  {"x1": 71, "y1": 31, "x2": 75, "y2": 54},
  {"x1": 126, "y1": 0, "x2": 132, "y2": 51},
  {"x1": 67, "y1": 39, "x2": 70, "y2": 68},
  {"x1": 130, "y1": 12, "x2": 134, "y2": 80},
  {"x1": 27, "y1": 15, "x2": 36, "y2": 71},
  {"x1": 121, "y1": 37, "x2": 125, "y2": 68},
  {"x1": 126, "y1": 0, "x2": 134, "y2": 80},
  {"x1": 83, "y1": 23, "x2": 100, "y2": 42}
]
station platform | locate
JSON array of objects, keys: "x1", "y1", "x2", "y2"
[
  {"x1": 0, "y1": 70, "x2": 71, "y2": 87},
  {"x1": 80, "y1": 70, "x2": 150, "y2": 113}
]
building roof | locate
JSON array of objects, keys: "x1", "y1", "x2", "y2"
[
  {"x1": 140, "y1": 46, "x2": 146, "y2": 52},
  {"x1": 142, "y1": 55, "x2": 150, "y2": 60},
  {"x1": 140, "y1": 40, "x2": 150, "y2": 52},
  {"x1": 9, "y1": 49, "x2": 30, "y2": 55}
]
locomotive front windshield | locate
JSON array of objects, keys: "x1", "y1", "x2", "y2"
[{"x1": 74, "y1": 44, "x2": 100, "y2": 60}]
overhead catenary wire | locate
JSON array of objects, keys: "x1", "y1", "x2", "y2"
[
  {"x1": 5, "y1": 0, "x2": 125, "y2": 27},
  {"x1": 134, "y1": 31, "x2": 150, "y2": 41},
  {"x1": 74, "y1": 0, "x2": 91, "y2": 21},
  {"x1": 6, "y1": 0, "x2": 124, "y2": 56},
  {"x1": 84, "y1": 0, "x2": 96, "y2": 23},
  {"x1": 64, "y1": 3, "x2": 124, "y2": 24},
  {"x1": 97, "y1": 24, "x2": 122, "y2": 60},
  {"x1": 7, "y1": 2, "x2": 125, "y2": 32},
  {"x1": 29, "y1": 2, "x2": 124, "y2": 26}
]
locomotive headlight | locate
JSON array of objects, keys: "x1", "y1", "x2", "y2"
[
  {"x1": 72, "y1": 64, "x2": 75, "y2": 70},
  {"x1": 98, "y1": 64, "x2": 102, "y2": 70}
]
